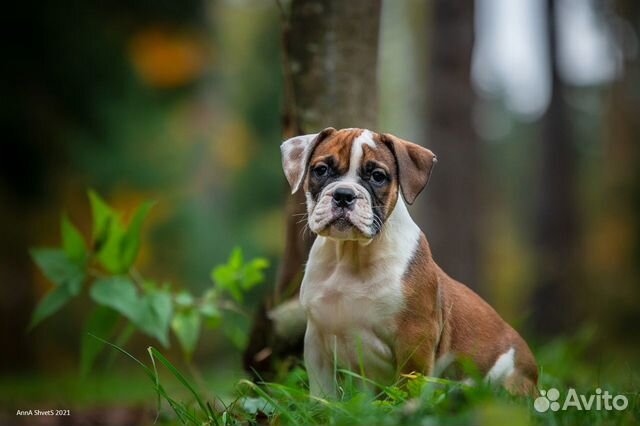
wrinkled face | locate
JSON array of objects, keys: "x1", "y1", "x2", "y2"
[
  {"x1": 303, "y1": 129, "x2": 398, "y2": 240},
  {"x1": 281, "y1": 127, "x2": 437, "y2": 242}
]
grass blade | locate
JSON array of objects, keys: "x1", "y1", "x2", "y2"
[
  {"x1": 148, "y1": 347, "x2": 212, "y2": 421},
  {"x1": 88, "y1": 334, "x2": 200, "y2": 425},
  {"x1": 87, "y1": 333, "x2": 154, "y2": 380},
  {"x1": 239, "y1": 379, "x2": 299, "y2": 424}
]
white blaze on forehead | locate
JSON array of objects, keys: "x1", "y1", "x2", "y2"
[
  {"x1": 345, "y1": 130, "x2": 376, "y2": 180},
  {"x1": 485, "y1": 347, "x2": 516, "y2": 384}
]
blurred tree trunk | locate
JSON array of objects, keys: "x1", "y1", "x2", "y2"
[
  {"x1": 597, "y1": 0, "x2": 640, "y2": 343},
  {"x1": 0, "y1": 224, "x2": 35, "y2": 372},
  {"x1": 244, "y1": 0, "x2": 381, "y2": 377},
  {"x1": 531, "y1": 0, "x2": 579, "y2": 335},
  {"x1": 420, "y1": 1, "x2": 481, "y2": 290}
]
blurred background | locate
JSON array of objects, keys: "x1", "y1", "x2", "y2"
[{"x1": 1, "y1": 0, "x2": 639, "y2": 418}]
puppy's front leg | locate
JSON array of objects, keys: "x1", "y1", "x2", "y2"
[{"x1": 304, "y1": 322, "x2": 336, "y2": 398}]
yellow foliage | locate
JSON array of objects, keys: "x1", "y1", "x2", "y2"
[
  {"x1": 211, "y1": 120, "x2": 254, "y2": 171},
  {"x1": 129, "y1": 27, "x2": 208, "y2": 88}
]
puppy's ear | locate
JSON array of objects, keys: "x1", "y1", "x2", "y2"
[
  {"x1": 280, "y1": 127, "x2": 336, "y2": 193},
  {"x1": 381, "y1": 133, "x2": 437, "y2": 205}
]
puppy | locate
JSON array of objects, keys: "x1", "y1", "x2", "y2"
[{"x1": 280, "y1": 127, "x2": 538, "y2": 397}]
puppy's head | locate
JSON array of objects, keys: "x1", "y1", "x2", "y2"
[{"x1": 281, "y1": 128, "x2": 436, "y2": 241}]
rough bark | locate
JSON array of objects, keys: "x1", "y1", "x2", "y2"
[
  {"x1": 530, "y1": 0, "x2": 579, "y2": 335},
  {"x1": 420, "y1": 1, "x2": 481, "y2": 290},
  {"x1": 244, "y1": 0, "x2": 381, "y2": 377}
]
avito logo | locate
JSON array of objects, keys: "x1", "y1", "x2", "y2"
[{"x1": 534, "y1": 388, "x2": 629, "y2": 413}]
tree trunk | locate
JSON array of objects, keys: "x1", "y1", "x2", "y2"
[
  {"x1": 420, "y1": 1, "x2": 481, "y2": 290},
  {"x1": 530, "y1": 0, "x2": 579, "y2": 335},
  {"x1": 244, "y1": 0, "x2": 382, "y2": 377},
  {"x1": 594, "y1": 0, "x2": 640, "y2": 344}
]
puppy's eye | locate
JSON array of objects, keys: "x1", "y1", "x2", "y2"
[
  {"x1": 371, "y1": 169, "x2": 387, "y2": 184},
  {"x1": 312, "y1": 164, "x2": 329, "y2": 178}
]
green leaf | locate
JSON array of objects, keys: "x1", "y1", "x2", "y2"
[
  {"x1": 29, "y1": 249, "x2": 86, "y2": 329},
  {"x1": 249, "y1": 258, "x2": 269, "y2": 269},
  {"x1": 210, "y1": 249, "x2": 269, "y2": 302},
  {"x1": 198, "y1": 302, "x2": 221, "y2": 319},
  {"x1": 240, "y1": 396, "x2": 276, "y2": 416},
  {"x1": 88, "y1": 190, "x2": 127, "y2": 273},
  {"x1": 229, "y1": 247, "x2": 243, "y2": 269},
  {"x1": 31, "y1": 249, "x2": 85, "y2": 294},
  {"x1": 89, "y1": 192, "x2": 154, "y2": 274},
  {"x1": 149, "y1": 291, "x2": 173, "y2": 330},
  {"x1": 199, "y1": 301, "x2": 222, "y2": 329},
  {"x1": 88, "y1": 190, "x2": 115, "y2": 251},
  {"x1": 171, "y1": 308, "x2": 201, "y2": 358},
  {"x1": 90, "y1": 277, "x2": 140, "y2": 323},
  {"x1": 136, "y1": 290, "x2": 173, "y2": 347},
  {"x1": 211, "y1": 265, "x2": 243, "y2": 302},
  {"x1": 237, "y1": 380, "x2": 297, "y2": 425},
  {"x1": 242, "y1": 258, "x2": 270, "y2": 290},
  {"x1": 61, "y1": 214, "x2": 86, "y2": 263},
  {"x1": 120, "y1": 201, "x2": 154, "y2": 270},
  {"x1": 80, "y1": 306, "x2": 120, "y2": 376},
  {"x1": 95, "y1": 217, "x2": 126, "y2": 274},
  {"x1": 90, "y1": 277, "x2": 175, "y2": 347},
  {"x1": 175, "y1": 291, "x2": 195, "y2": 308},
  {"x1": 199, "y1": 290, "x2": 221, "y2": 328},
  {"x1": 29, "y1": 286, "x2": 75, "y2": 329}
]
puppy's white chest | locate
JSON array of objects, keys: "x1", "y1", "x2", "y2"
[
  {"x1": 300, "y1": 239, "x2": 410, "y2": 380},
  {"x1": 301, "y1": 269, "x2": 400, "y2": 334},
  {"x1": 302, "y1": 271, "x2": 401, "y2": 380}
]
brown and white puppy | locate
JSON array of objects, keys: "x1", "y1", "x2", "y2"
[{"x1": 280, "y1": 128, "x2": 538, "y2": 397}]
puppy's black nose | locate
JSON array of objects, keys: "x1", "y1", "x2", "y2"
[{"x1": 333, "y1": 187, "x2": 356, "y2": 208}]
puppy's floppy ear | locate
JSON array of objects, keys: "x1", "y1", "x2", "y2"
[
  {"x1": 280, "y1": 127, "x2": 336, "y2": 193},
  {"x1": 381, "y1": 133, "x2": 437, "y2": 205}
]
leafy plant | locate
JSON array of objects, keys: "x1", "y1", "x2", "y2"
[
  {"x1": 212, "y1": 247, "x2": 269, "y2": 303},
  {"x1": 29, "y1": 190, "x2": 269, "y2": 372}
]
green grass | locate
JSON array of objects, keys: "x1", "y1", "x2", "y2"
[
  {"x1": 0, "y1": 370, "x2": 152, "y2": 408},
  {"x1": 92, "y1": 332, "x2": 639, "y2": 426}
]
